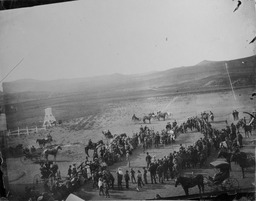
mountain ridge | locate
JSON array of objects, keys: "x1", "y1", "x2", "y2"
[{"x1": 2, "y1": 55, "x2": 256, "y2": 96}]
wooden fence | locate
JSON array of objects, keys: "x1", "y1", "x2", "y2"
[{"x1": 7, "y1": 126, "x2": 46, "y2": 137}]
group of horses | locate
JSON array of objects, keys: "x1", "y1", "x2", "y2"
[
  {"x1": 132, "y1": 111, "x2": 171, "y2": 123},
  {"x1": 84, "y1": 132, "x2": 139, "y2": 167},
  {"x1": 23, "y1": 109, "x2": 255, "y2": 199}
]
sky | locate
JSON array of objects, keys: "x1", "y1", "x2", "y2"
[{"x1": 0, "y1": 0, "x2": 256, "y2": 84}]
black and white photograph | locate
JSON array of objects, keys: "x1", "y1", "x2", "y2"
[{"x1": 0, "y1": 0, "x2": 255, "y2": 200}]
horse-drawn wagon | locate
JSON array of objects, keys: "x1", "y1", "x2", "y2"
[
  {"x1": 203, "y1": 159, "x2": 239, "y2": 193},
  {"x1": 20, "y1": 147, "x2": 44, "y2": 164},
  {"x1": 179, "y1": 159, "x2": 239, "y2": 196}
]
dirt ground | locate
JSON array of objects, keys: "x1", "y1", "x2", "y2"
[{"x1": 5, "y1": 87, "x2": 256, "y2": 200}]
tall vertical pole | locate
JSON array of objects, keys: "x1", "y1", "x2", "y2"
[{"x1": 225, "y1": 63, "x2": 237, "y2": 101}]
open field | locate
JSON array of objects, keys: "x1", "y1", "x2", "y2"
[
  {"x1": 3, "y1": 55, "x2": 255, "y2": 130},
  {"x1": 4, "y1": 86, "x2": 256, "y2": 200},
  {"x1": 2, "y1": 55, "x2": 255, "y2": 200}
]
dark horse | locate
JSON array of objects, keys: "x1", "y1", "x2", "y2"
[
  {"x1": 175, "y1": 174, "x2": 204, "y2": 196},
  {"x1": 36, "y1": 137, "x2": 52, "y2": 147},
  {"x1": 84, "y1": 140, "x2": 104, "y2": 157},
  {"x1": 217, "y1": 150, "x2": 232, "y2": 171},
  {"x1": 102, "y1": 130, "x2": 114, "y2": 139},
  {"x1": 42, "y1": 145, "x2": 62, "y2": 161},
  {"x1": 143, "y1": 113, "x2": 154, "y2": 124},
  {"x1": 230, "y1": 151, "x2": 255, "y2": 178},
  {"x1": 157, "y1": 112, "x2": 168, "y2": 121},
  {"x1": 132, "y1": 114, "x2": 141, "y2": 121}
]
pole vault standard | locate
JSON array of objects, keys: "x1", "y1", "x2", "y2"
[{"x1": 225, "y1": 63, "x2": 237, "y2": 101}]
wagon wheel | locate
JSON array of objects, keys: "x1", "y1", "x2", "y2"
[
  {"x1": 20, "y1": 155, "x2": 31, "y2": 164},
  {"x1": 203, "y1": 176, "x2": 217, "y2": 193},
  {"x1": 33, "y1": 174, "x2": 42, "y2": 189},
  {"x1": 222, "y1": 178, "x2": 239, "y2": 194}
]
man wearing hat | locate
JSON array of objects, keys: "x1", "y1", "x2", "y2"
[
  {"x1": 145, "y1": 152, "x2": 152, "y2": 168},
  {"x1": 124, "y1": 170, "x2": 130, "y2": 189}
]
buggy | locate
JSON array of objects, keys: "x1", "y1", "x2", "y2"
[{"x1": 203, "y1": 159, "x2": 239, "y2": 193}]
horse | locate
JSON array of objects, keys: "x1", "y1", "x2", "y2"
[
  {"x1": 230, "y1": 151, "x2": 255, "y2": 178},
  {"x1": 43, "y1": 145, "x2": 62, "y2": 161},
  {"x1": 157, "y1": 112, "x2": 168, "y2": 121},
  {"x1": 36, "y1": 137, "x2": 52, "y2": 147},
  {"x1": 102, "y1": 130, "x2": 114, "y2": 139},
  {"x1": 84, "y1": 140, "x2": 104, "y2": 157},
  {"x1": 201, "y1": 112, "x2": 209, "y2": 122},
  {"x1": 132, "y1": 114, "x2": 141, "y2": 121},
  {"x1": 175, "y1": 174, "x2": 204, "y2": 196},
  {"x1": 143, "y1": 113, "x2": 153, "y2": 124}
]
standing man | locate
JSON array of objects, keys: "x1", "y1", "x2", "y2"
[
  {"x1": 156, "y1": 162, "x2": 164, "y2": 184},
  {"x1": 230, "y1": 123, "x2": 236, "y2": 141},
  {"x1": 136, "y1": 170, "x2": 144, "y2": 191},
  {"x1": 145, "y1": 152, "x2": 152, "y2": 168},
  {"x1": 117, "y1": 168, "x2": 123, "y2": 190},
  {"x1": 237, "y1": 132, "x2": 243, "y2": 147},
  {"x1": 126, "y1": 150, "x2": 130, "y2": 167},
  {"x1": 130, "y1": 168, "x2": 136, "y2": 183},
  {"x1": 67, "y1": 165, "x2": 72, "y2": 178},
  {"x1": 124, "y1": 170, "x2": 130, "y2": 189},
  {"x1": 148, "y1": 163, "x2": 157, "y2": 184},
  {"x1": 143, "y1": 167, "x2": 148, "y2": 184}
]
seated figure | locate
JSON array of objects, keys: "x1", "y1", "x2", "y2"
[{"x1": 209, "y1": 169, "x2": 229, "y2": 185}]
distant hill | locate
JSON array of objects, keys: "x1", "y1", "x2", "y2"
[{"x1": 2, "y1": 55, "x2": 256, "y2": 103}]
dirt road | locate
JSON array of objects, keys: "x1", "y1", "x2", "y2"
[{"x1": 5, "y1": 87, "x2": 256, "y2": 200}]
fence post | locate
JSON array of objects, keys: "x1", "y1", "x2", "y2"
[
  {"x1": 26, "y1": 127, "x2": 29, "y2": 135},
  {"x1": 18, "y1": 127, "x2": 20, "y2": 136},
  {"x1": 7, "y1": 130, "x2": 10, "y2": 136},
  {"x1": 36, "y1": 126, "x2": 38, "y2": 133}
]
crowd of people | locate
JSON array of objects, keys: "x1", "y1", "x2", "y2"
[
  {"x1": 23, "y1": 110, "x2": 251, "y2": 200},
  {"x1": 85, "y1": 110, "x2": 250, "y2": 198}
]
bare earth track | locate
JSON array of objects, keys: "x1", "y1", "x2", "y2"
[{"x1": 5, "y1": 87, "x2": 256, "y2": 200}]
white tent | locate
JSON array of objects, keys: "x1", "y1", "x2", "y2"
[
  {"x1": 42, "y1": 107, "x2": 56, "y2": 128},
  {"x1": 65, "y1": 194, "x2": 85, "y2": 201}
]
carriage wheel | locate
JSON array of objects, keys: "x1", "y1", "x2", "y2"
[
  {"x1": 20, "y1": 156, "x2": 31, "y2": 164},
  {"x1": 203, "y1": 176, "x2": 217, "y2": 193},
  {"x1": 33, "y1": 174, "x2": 42, "y2": 190},
  {"x1": 223, "y1": 178, "x2": 239, "y2": 194}
]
